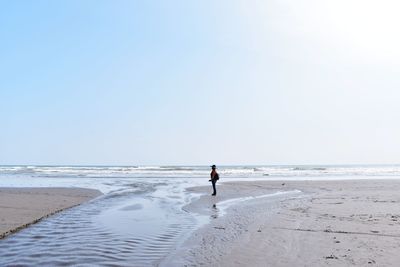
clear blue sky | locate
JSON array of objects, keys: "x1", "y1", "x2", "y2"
[{"x1": 1, "y1": 0, "x2": 400, "y2": 165}]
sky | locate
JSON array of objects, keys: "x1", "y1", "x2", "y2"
[{"x1": 1, "y1": 0, "x2": 400, "y2": 165}]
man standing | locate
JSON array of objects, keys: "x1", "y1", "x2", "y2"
[{"x1": 210, "y1": 165, "x2": 219, "y2": 196}]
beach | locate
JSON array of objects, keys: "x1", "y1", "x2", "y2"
[
  {"x1": 4, "y1": 0, "x2": 400, "y2": 265},
  {"x1": 0, "y1": 187, "x2": 102, "y2": 239},
  {"x1": 2, "y1": 166, "x2": 400, "y2": 266},
  {"x1": 165, "y1": 179, "x2": 400, "y2": 266}
]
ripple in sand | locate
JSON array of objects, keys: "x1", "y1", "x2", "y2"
[{"x1": 0, "y1": 189, "x2": 198, "y2": 266}]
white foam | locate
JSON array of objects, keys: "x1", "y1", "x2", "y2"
[{"x1": 216, "y1": 190, "x2": 302, "y2": 216}]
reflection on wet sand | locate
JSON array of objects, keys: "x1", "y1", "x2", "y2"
[{"x1": 211, "y1": 203, "x2": 219, "y2": 219}]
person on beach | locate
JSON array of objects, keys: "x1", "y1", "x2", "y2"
[{"x1": 209, "y1": 165, "x2": 219, "y2": 196}]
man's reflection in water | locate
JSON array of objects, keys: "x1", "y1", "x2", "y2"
[{"x1": 211, "y1": 203, "x2": 219, "y2": 219}]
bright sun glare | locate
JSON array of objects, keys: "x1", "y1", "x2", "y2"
[{"x1": 312, "y1": 0, "x2": 400, "y2": 62}]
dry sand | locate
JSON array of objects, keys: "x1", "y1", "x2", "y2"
[
  {"x1": 0, "y1": 187, "x2": 102, "y2": 239},
  {"x1": 164, "y1": 179, "x2": 400, "y2": 267}
]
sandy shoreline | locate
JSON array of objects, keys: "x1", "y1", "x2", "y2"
[
  {"x1": 4, "y1": 180, "x2": 400, "y2": 266},
  {"x1": 0, "y1": 187, "x2": 102, "y2": 239},
  {"x1": 164, "y1": 179, "x2": 400, "y2": 266}
]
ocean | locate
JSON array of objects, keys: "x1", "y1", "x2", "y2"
[{"x1": 0, "y1": 165, "x2": 399, "y2": 266}]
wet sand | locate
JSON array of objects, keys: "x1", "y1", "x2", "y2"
[
  {"x1": 164, "y1": 179, "x2": 400, "y2": 266},
  {"x1": 0, "y1": 187, "x2": 102, "y2": 239}
]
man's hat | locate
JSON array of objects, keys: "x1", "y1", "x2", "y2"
[{"x1": 211, "y1": 165, "x2": 216, "y2": 169}]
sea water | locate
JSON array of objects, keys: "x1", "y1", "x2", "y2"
[{"x1": 0, "y1": 165, "x2": 399, "y2": 266}]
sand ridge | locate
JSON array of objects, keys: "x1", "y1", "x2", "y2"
[{"x1": 0, "y1": 187, "x2": 102, "y2": 239}]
